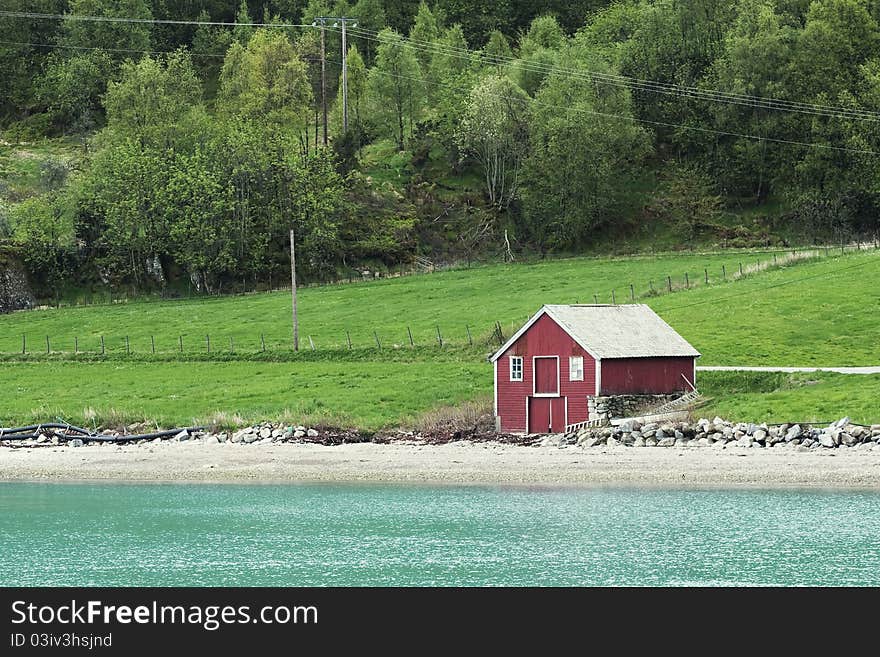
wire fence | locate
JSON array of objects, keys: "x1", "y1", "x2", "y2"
[
  {"x1": 5, "y1": 242, "x2": 878, "y2": 356},
  {"x1": 25, "y1": 241, "x2": 880, "y2": 310}
]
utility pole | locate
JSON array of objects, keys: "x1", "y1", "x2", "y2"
[
  {"x1": 320, "y1": 20, "x2": 327, "y2": 146},
  {"x1": 290, "y1": 228, "x2": 298, "y2": 351},
  {"x1": 313, "y1": 16, "x2": 358, "y2": 137},
  {"x1": 341, "y1": 18, "x2": 348, "y2": 132}
]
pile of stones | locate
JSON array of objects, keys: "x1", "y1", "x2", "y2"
[{"x1": 555, "y1": 416, "x2": 880, "y2": 450}]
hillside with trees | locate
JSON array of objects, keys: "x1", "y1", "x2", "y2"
[{"x1": 2, "y1": 0, "x2": 880, "y2": 299}]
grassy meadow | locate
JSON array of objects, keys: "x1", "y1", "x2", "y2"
[{"x1": 1, "y1": 247, "x2": 878, "y2": 429}]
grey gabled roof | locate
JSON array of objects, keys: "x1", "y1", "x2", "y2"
[{"x1": 489, "y1": 304, "x2": 700, "y2": 362}]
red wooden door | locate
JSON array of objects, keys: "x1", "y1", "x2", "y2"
[
  {"x1": 533, "y1": 357, "x2": 558, "y2": 395},
  {"x1": 528, "y1": 397, "x2": 551, "y2": 434},
  {"x1": 550, "y1": 398, "x2": 566, "y2": 433}
]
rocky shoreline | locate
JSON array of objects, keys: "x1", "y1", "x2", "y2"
[
  {"x1": 561, "y1": 416, "x2": 880, "y2": 451},
  {"x1": 2, "y1": 416, "x2": 879, "y2": 451}
]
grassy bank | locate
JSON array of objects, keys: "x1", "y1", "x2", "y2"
[
  {"x1": 697, "y1": 371, "x2": 880, "y2": 425},
  {"x1": 1, "y1": 247, "x2": 873, "y2": 366},
  {"x1": 0, "y1": 359, "x2": 490, "y2": 430}
]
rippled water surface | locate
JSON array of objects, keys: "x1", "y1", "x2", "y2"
[{"x1": 1, "y1": 483, "x2": 878, "y2": 586}]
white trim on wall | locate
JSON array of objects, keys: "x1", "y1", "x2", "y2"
[
  {"x1": 493, "y1": 359, "x2": 498, "y2": 417},
  {"x1": 595, "y1": 359, "x2": 602, "y2": 396}
]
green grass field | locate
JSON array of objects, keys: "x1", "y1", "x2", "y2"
[
  {"x1": 0, "y1": 359, "x2": 489, "y2": 430},
  {"x1": 697, "y1": 371, "x2": 880, "y2": 426},
  {"x1": 2, "y1": 248, "x2": 871, "y2": 364},
  {"x1": 1, "y1": 247, "x2": 877, "y2": 429}
]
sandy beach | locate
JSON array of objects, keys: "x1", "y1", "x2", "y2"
[{"x1": 1, "y1": 441, "x2": 879, "y2": 488}]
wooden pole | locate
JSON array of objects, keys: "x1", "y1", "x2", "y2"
[
  {"x1": 667, "y1": 276, "x2": 672, "y2": 292},
  {"x1": 374, "y1": 331, "x2": 381, "y2": 349},
  {"x1": 261, "y1": 333, "x2": 266, "y2": 352},
  {"x1": 436, "y1": 325, "x2": 443, "y2": 348},
  {"x1": 407, "y1": 326, "x2": 414, "y2": 347},
  {"x1": 320, "y1": 21, "x2": 328, "y2": 146},
  {"x1": 611, "y1": 289, "x2": 616, "y2": 304},
  {"x1": 151, "y1": 335, "x2": 155, "y2": 354},
  {"x1": 101, "y1": 335, "x2": 105, "y2": 355},
  {"x1": 179, "y1": 335, "x2": 183, "y2": 353},
  {"x1": 75, "y1": 336, "x2": 78, "y2": 354},
  {"x1": 46, "y1": 335, "x2": 50, "y2": 354},
  {"x1": 346, "y1": 330, "x2": 352, "y2": 349},
  {"x1": 290, "y1": 228, "x2": 299, "y2": 351},
  {"x1": 125, "y1": 335, "x2": 130, "y2": 354},
  {"x1": 206, "y1": 334, "x2": 210, "y2": 353},
  {"x1": 722, "y1": 265, "x2": 726, "y2": 280},
  {"x1": 629, "y1": 284, "x2": 634, "y2": 302},
  {"x1": 309, "y1": 335, "x2": 315, "y2": 351}
]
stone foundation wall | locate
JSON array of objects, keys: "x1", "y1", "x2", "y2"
[
  {"x1": 0, "y1": 255, "x2": 35, "y2": 314},
  {"x1": 588, "y1": 393, "x2": 682, "y2": 422}
]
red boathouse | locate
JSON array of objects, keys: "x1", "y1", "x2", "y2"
[{"x1": 489, "y1": 304, "x2": 700, "y2": 434}]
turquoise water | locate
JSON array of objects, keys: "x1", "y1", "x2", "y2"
[{"x1": 1, "y1": 483, "x2": 879, "y2": 586}]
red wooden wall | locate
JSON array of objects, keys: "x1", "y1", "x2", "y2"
[{"x1": 600, "y1": 357, "x2": 696, "y2": 395}]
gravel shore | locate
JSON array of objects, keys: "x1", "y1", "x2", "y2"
[{"x1": 1, "y1": 441, "x2": 879, "y2": 488}]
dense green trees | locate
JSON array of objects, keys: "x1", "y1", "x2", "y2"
[{"x1": 3, "y1": 0, "x2": 880, "y2": 296}]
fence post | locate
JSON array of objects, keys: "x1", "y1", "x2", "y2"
[
  {"x1": 21, "y1": 334, "x2": 25, "y2": 355},
  {"x1": 346, "y1": 330, "x2": 352, "y2": 349},
  {"x1": 739, "y1": 262, "x2": 744, "y2": 276},
  {"x1": 206, "y1": 334, "x2": 210, "y2": 353},
  {"x1": 773, "y1": 253, "x2": 777, "y2": 265},
  {"x1": 667, "y1": 276, "x2": 672, "y2": 292},
  {"x1": 101, "y1": 336, "x2": 105, "y2": 355},
  {"x1": 704, "y1": 268, "x2": 708, "y2": 285},
  {"x1": 611, "y1": 289, "x2": 616, "y2": 304},
  {"x1": 685, "y1": 272, "x2": 689, "y2": 289},
  {"x1": 75, "y1": 337, "x2": 78, "y2": 354},
  {"x1": 436, "y1": 325, "x2": 443, "y2": 348},
  {"x1": 407, "y1": 326, "x2": 414, "y2": 347},
  {"x1": 649, "y1": 280, "x2": 654, "y2": 293},
  {"x1": 179, "y1": 335, "x2": 183, "y2": 353},
  {"x1": 722, "y1": 265, "x2": 726, "y2": 280},
  {"x1": 261, "y1": 334, "x2": 266, "y2": 352},
  {"x1": 374, "y1": 331, "x2": 381, "y2": 349},
  {"x1": 45, "y1": 335, "x2": 50, "y2": 354},
  {"x1": 125, "y1": 336, "x2": 130, "y2": 355},
  {"x1": 593, "y1": 294, "x2": 598, "y2": 304},
  {"x1": 466, "y1": 325, "x2": 473, "y2": 346},
  {"x1": 309, "y1": 336, "x2": 315, "y2": 351},
  {"x1": 629, "y1": 284, "x2": 635, "y2": 302},
  {"x1": 151, "y1": 335, "x2": 155, "y2": 354}
]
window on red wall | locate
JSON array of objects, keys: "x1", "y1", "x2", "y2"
[
  {"x1": 570, "y1": 356, "x2": 584, "y2": 381},
  {"x1": 510, "y1": 356, "x2": 523, "y2": 381}
]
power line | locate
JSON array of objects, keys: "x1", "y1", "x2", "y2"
[
  {"x1": 0, "y1": 39, "x2": 223, "y2": 58},
  {"x1": 6, "y1": 9, "x2": 880, "y2": 122},
  {"x1": 340, "y1": 25, "x2": 880, "y2": 123},
  {"x1": 329, "y1": 57, "x2": 880, "y2": 156},
  {"x1": 0, "y1": 10, "x2": 310, "y2": 29}
]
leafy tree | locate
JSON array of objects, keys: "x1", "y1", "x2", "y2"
[
  {"x1": 192, "y1": 9, "x2": 234, "y2": 83},
  {"x1": 233, "y1": 0, "x2": 255, "y2": 44},
  {"x1": 37, "y1": 52, "x2": 113, "y2": 133},
  {"x1": 218, "y1": 29, "x2": 313, "y2": 133},
  {"x1": 352, "y1": 0, "x2": 386, "y2": 64},
  {"x1": 103, "y1": 51, "x2": 204, "y2": 149},
  {"x1": 9, "y1": 195, "x2": 75, "y2": 294},
  {"x1": 409, "y1": 1, "x2": 442, "y2": 71},
  {"x1": 513, "y1": 15, "x2": 566, "y2": 96},
  {"x1": 519, "y1": 46, "x2": 650, "y2": 253},
  {"x1": 456, "y1": 74, "x2": 530, "y2": 208},
  {"x1": 367, "y1": 28, "x2": 425, "y2": 149}
]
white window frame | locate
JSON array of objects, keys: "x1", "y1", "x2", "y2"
[
  {"x1": 569, "y1": 356, "x2": 584, "y2": 382},
  {"x1": 510, "y1": 356, "x2": 523, "y2": 382}
]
